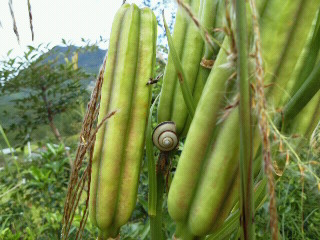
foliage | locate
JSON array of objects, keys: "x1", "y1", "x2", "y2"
[
  {"x1": 0, "y1": 144, "x2": 67, "y2": 239},
  {"x1": 0, "y1": 1, "x2": 319, "y2": 239},
  {"x1": 0, "y1": 42, "x2": 98, "y2": 147},
  {"x1": 255, "y1": 147, "x2": 320, "y2": 240},
  {"x1": 0, "y1": 144, "x2": 100, "y2": 240},
  {"x1": 1, "y1": 140, "x2": 319, "y2": 239}
]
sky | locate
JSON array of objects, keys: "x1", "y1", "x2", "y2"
[{"x1": 0, "y1": 0, "x2": 175, "y2": 58}]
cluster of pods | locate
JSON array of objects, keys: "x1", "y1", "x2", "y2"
[{"x1": 89, "y1": 0, "x2": 320, "y2": 239}]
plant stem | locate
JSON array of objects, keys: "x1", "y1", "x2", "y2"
[
  {"x1": 282, "y1": 61, "x2": 320, "y2": 129},
  {"x1": 146, "y1": 96, "x2": 160, "y2": 216},
  {"x1": 40, "y1": 85, "x2": 73, "y2": 166},
  {"x1": 289, "y1": 7, "x2": 320, "y2": 96},
  {"x1": 235, "y1": 0, "x2": 255, "y2": 239},
  {"x1": 150, "y1": 152, "x2": 169, "y2": 240}
]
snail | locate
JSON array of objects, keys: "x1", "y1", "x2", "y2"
[{"x1": 152, "y1": 121, "x2": 179, "y2": 152}]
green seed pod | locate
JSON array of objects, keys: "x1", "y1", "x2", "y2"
[
  {"x1": 159, "y1": 0, "x2": 226, "y2": 138},
  {"x1": 89, "y1": 4, "x2": 157, "y2": 238},
  {"x1": 187, "y1": 110, "x2": 240, "y2": 235},
  {"x1": 169, "y1": 0, "x2": 320, "y2": 237},
  {"x1": 158, "y1": 0, "x2": 204, "y2": 136},
  {"x1": 180, "y1": 0, "x2": 225, "y2": 137},
  {"x1": 167, "y1": 37, "x2": 234, "y2": 229},
  {"x1": 262, "y1": 0, "x2": 320, "y2": 104}
]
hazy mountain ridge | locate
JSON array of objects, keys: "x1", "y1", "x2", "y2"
[
  {"x1": 48, "y1": 45, "x2": 107, "y2": 73},
  {"x1": 0, "y1": 46, "x2": 107, "y2": 130}
]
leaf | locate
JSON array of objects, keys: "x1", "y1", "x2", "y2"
[
  {"x1": 146, "y1": 94, "x2": 160, "y2": 216},
  {"x1": 0, "y1": 124, "x2": 14, "y2": 157},
  {"x1": 46, "y1": 143, "x2": 57, "y2": 156},
  {"x1": 7, "y1": 49, "x2": 13, "y2": 56},
  {"x1": 162, "y1": 10, "x2": 196, "y2": 118}
]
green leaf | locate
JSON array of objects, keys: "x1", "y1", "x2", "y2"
[
  {"x1": 162, "y1": 10, "x2": 196, "y2": 119},
  {"x1": 146, "y1": 94, "x2": 160, "y2": 216},
  {"x1": 0, "y1": 124, "x2": 14, "y2": 157}
]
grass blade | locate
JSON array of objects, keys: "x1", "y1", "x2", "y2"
[
  {"x1": 289, "y1": 7, "x2": 320, "y2": 97},
  {"x1": 282, "y1": 61, "x2": 320, "y2": 128},
  {"x1": 162, "y1": 10, "x2": 196, "y2": 119},
  {"x1": 0, "y1": 124, "x2": 14, "y2": 157},
  {"x1": 235, "y1": 0, "x2": 255, "y2": 239},
  {"x1": 146, "y1": 95, "x2": 160, "y2": 216}
]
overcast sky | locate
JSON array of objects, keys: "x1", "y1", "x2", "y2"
[{"x1": 0, "y1": 0, "x2": 175, "y2": 58}]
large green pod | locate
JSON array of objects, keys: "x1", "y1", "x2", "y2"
[
  {"x1": 158, "y1": 0, "x2": 221, "y2": 136},
  {"x1": 180, "y1": 0, "x2": 226, "y2": 137},
  {"x1": 168, "y1": 0, "x2": 320, "y2": 238},
  {"x1": 89, "y1": 4, "x2": 157, "y2": 238},
  {"x1": 167, "y1": 37, "x2": 235, "y2": 238}
]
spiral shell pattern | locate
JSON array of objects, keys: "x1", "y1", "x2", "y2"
[{"x1": 152, "y1": 121, "x2": 179, "y2": 152}]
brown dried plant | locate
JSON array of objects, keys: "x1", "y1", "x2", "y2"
[
  {"x1": 27, "y1": 0, "x2": 34, "y2": 41},
  {"x1": 249, "y1": 0, "x2": 279, "y2": 239},
  {"x1": 8, "y1": 0, "x2": 20, "y2": 44},
  {"x1": 61, "y1": 56, "x2": 116, "y2": 240}
]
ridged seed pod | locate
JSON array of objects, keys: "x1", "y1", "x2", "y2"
[
  {"x1": 169, "y1": 0, "x2": 320, "y2": 238},
  {"x1": 157, "y1": 0, "x2": 204, "y2": 136},
  {"x1": 89, "y1": 4, "x2": 157, "y2": 238},
  {"x1": 167, "y1": 38, "x2": 235, "y2": 239},
  {"x1": 180, "y1": 0, "x2": 225, "y2": 137}
]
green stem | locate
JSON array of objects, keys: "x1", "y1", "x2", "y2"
[
  {"x1": 162, "y1": 10, "x2": 196, "y2": 119},
  {"x1": 146, "y1": 95, "x2": 160, "y2": 216},
  {"x1": 281, "y1": 61, "x2": 320, "y2": 129},
  {"x1": 289, "y1": 7, "x2": 320, "y2": 96},
  {"x1": 150, "y1": 152, "x2": 168, "y2": 240},
  {"x1": 235, "y1": 0, "x2": 255, "y2": 239}
]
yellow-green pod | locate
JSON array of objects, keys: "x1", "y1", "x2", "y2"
[
  {"x1": 180, "y1": 0, "x2": 225, "y2": 137},
  {"x1": 158, "y1": 0, "x2": 203, "y2": 135},
  {"x1": 291, "y1": 92, "x2": 320, "y2": 139},
  {"x1": 262, "y1": 0, "x2": 320, "y2": 104},
  {"x1": 167, "y1": 38, "x2": 234, "y2": 225},
  {"x1": 157, "y1": 0, "x2": 192, "y2": 125},
  {"x1": 188, "y1": 110, "x2": 240, "y2": 236},
  {"x1": 89, "y1": 4, "x2": 157, "y2": 238},
  {"x1": 170, "y1": 0, "x2": 320, "y2": 238}
]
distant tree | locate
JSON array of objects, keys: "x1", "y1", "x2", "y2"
[{"x1": 0, "y1": 42, "x2": 97, "y2": 148}]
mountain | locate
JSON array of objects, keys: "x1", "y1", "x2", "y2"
[
  {"x1": 48, "y1": 45, "x2": 107, "y2": 73},
  {"x1": 0, "y1": 45, "x2": 107, "y2": 132}
]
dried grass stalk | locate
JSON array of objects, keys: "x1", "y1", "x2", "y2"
[
  {"x1": 61, "y1": 56, "x2": 117, "y2": 240},
  {"x1": 250, "y1": 0, "x2": 279, "y2": 239},
  {"x1": 8, "y1": 0, "x2": 20, "y2": 44},
  {"x1": 27, "y1": 0, "x2": 34, "y2": 41}
]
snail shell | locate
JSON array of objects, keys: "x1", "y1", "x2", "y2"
[{"x1": 152, "y1": 121, "x2": 179, "y2": 152}]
